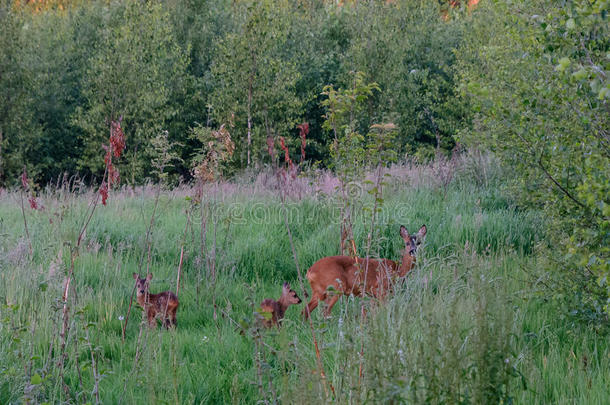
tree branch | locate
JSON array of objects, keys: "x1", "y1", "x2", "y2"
[{"x1": 537, "y1": 157, "x2": 586, "y2": 209}]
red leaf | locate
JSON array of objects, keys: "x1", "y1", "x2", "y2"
[
  {"x1": 28, "y1": 197, "x2": 38, "y2": 210},
  {"x1": 100, "y1": 182, "x2": 109, "y2": 206},
  {"x1": 110, "y1": 119, "x2": 126, "y2": 158}
]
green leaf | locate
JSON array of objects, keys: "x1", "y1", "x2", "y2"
[
  {"x1": 31, "y1": 373, "x2": 42, "y2": 385},
  {"x1": 258, "y1": 309, "x2": 272, "y2": 320},
  {"x1": 566, "y1": 18, "x2": 576, "y2": 30},
  {"x1": 556, "y1": 57, "x2": 571, "y2": 72},
  {"x1": 572, "y1": 68, "x2": 588, "y2": 80}
]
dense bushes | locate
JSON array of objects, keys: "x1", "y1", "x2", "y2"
[
  {"x1": 0, "y1": 0, "x2": 471, "y2": 185},
  {"x1": 457, "y1": 0, "x2": 609, "y2": 318}
]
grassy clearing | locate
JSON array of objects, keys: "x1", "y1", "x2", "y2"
[{"x1": 0, "y1": 171, "x2": 607, "y2": 404}]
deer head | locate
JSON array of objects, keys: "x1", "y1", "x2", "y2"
[
  {"x1": 280, "y1": 282, "x2": 302, "y2": 306},
  {"x1": 400, "y1": 225, "x2": 427, "y2": 256},
  {"x1": 133, "y1": 273, "x2": 153, "y2": 297}
]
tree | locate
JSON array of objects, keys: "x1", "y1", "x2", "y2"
[
  {"x1": 211, "y1": 0, "x2": 302, "y2": 168},
  {"x1": 458, "y1": 0, "x2": 609, "y2": 318},
  {"x1": 0, "y1": 0, "x2": 40, "y2": 186},
  {"x1": 73, "y1": 0, "x2": 189, "y2": 182}
]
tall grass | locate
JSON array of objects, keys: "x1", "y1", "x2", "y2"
[{"x1": 0, "y1": 165, "x2": 607, "y2": 403}]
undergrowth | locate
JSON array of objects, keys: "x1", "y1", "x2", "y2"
[{"x1": 0, "y1": 169, "x2": 607, "y2": 403}]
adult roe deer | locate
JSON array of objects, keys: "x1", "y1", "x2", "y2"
[
  {"x1": 303, "y1": 225, "x2": 426, "y2": 318},
  {"x1": 132, "y1": 273, "x2": 179, "y2": 328},
  {"x1": 259, "y1": 282, "x2": 302, "y2": 328}
]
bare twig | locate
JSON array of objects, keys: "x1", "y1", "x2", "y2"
[
  {"x1": 84, "y1": 325, "x2": 101, "y2": 405},
  {"x1": 122, "y1": 184, "x2": 162, "y2": 341},
  {"x1": 537, "y1": 157, "x2": 586, "y2": 209},
  {"x1": 358, "y1": 163, "x2": 384, "y2": 382},
  {"x1": 210, "y1": 183, "x2": 219, "y2": 321},
  {"x1": 18, "y1": 189, "x2": 33, "y2": 257}
]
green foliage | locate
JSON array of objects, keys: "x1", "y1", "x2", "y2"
[
  {"x1": 150, "y1": 130, "x2": 183, "y2": 183},
  {"x1": 322, "y1": 71, "x2": 380, "y2": 179},
  {"x1": 190, "y1": 123, "x2": 235, "y2": 182},
  {"x1": 457, "y1": 0, "x2": 609, "y2": 316},
  {"x1": 342, "y1": 0, "x2": 470, "y2": 155},
  {"x1": 72, "y1": 0, "x2": 189, "y2": 181},
  {"x1": 0, "y1": 0, "x2": 41, "y2": 183},
  {"x1": 0, "y1": 0, "x2": 472, "y2": 185},
  {"x1": 210, "y1": 0, "x2": 303, "y2": 168}
]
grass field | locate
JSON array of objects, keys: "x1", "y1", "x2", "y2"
[{"x1": 0, "y1": 164, "x2": 608, "y2": 404}]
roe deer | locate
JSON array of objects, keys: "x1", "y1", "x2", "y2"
[
  {"x1": 132, "y1": 273, "x2": 179, "y2": 328},
  {"x1": 303, "y1": 225, "x2": 426, "y2": 318},
  {"x1": 259, "y1": 282, "x2": 302, "y2": 328}
]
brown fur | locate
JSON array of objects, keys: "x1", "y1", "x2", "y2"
[
  {"x1": 133, "y1": 273, "x2": 179, "y2": 328},
  {"x1": 259, "y1": 283, "x2": 302, "y2": 328},
  {"x1": 303, "y1": 225, "x2": 426, "y2": 318}
]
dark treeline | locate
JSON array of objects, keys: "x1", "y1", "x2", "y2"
[{"x1": 0, "y1": 0, "x2": 471, "y2": 185}]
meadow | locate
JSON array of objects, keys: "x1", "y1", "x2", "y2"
[{"x1": 0, "y1": 159, "x2": 608, "y2": 404}]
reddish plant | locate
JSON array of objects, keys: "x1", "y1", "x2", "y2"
[
  {"x1": 99, "y1": 182, "x2": 109, "y2": 206},
  {"x1": 279, "y1": 136, "x2": 293, "y2": 170},
  {"x1": 108, "y1": 164, "x2": 119, "y2": 186},
  {"x1": 99, "y1": 118, "x2": 126, "y2": 204},
  {"x1": 20, "y1": 167, "x2": 40, "y2": 211},
  {"x1": 278, "y1": 136, "x2": 297, "y2": 182},
  {"x1": 28, "y1": 197, "x2": 38, "y2": 210},
  {"x1": 110, "y1": 118, "x2": 126, "y2": 158}
]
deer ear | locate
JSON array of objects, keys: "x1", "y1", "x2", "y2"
[
  {"x1": 132, "y1": 273, "x2": 138, "y2": 280},
  {"x1": 283, "y1": 282, "x2": 290, "y2": 292},
  {"x1": 146, "y1": 273, "x2": 153, "y2": 281},
  {"x1": 400, "y1": 225, "x2": 409, "y2": 240},
  {"x1": 418, "y1": 225, "x2": 427, "y2": 238}
]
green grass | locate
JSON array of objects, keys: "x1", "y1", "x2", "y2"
[{"x1": 0, "y1": 176, "x2": 607, "y2": 404}]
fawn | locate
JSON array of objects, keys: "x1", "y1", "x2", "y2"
[
  {"x1": 259, "y1": 282, "x2": 302, "y2": 328},
  {"x1": 132, "y1": 273, "x2": 179, "y2": 328},
  {"x1": 303, "y1": 225, "x2": 426, "y2": 318}
]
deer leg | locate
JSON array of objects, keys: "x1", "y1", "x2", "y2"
[
  {"x1": 322, "y1": 294, "x2": 341, "y2": 318},
  {"x1": 160, "y1": 308, "x2": 171, "y2": 329},
  {"x1": 303, "y1": 292, "x2": 324, "y2": 319},
  {"x1": 147, "y1": 308, "x2": 157, "y2": 328},
  {"x1": 170, "y1": 310, "x2": 177, "y2": 328}
]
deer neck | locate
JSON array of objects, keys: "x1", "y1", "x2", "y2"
[
  {"x1": 137, "y1": 292, "x2": 152, "y2": 307},
  {"x1": 398, "y1": 252, "x2": 415, "y2": 276},
  {"x1": 276, "y1": 297, "x2": 291, "y2": 319}
]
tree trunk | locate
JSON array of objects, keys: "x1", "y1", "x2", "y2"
[{"x1": 247, "y1": 75, "x2": 253, "y2": 168}]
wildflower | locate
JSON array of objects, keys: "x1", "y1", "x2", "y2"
[
  {"x1": 398, "y1": 349, "x2": 405, "y2": 364},
  {"x1": 202, "y1": 335, "x2": 209, "y2": 343},
  {"x1": 118, "y1": 315, "x2": 125, "y2": 321}
]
